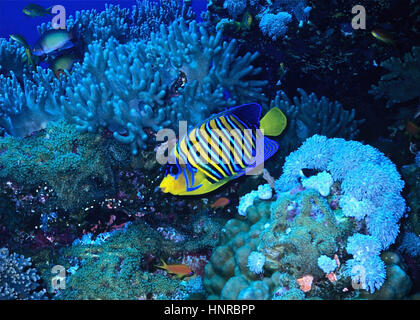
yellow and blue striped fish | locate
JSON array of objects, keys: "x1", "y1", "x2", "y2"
[{"x1": 160, "y1": 103, "x2": 287, "y2": 196}]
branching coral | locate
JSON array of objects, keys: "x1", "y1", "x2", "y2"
[
  {"x1": 0, "y1": 39, "x2": 28, "y2": 80},
  {"x1": 37, "y1": 1, "x2": 195, "y2": 45},
  {"x1": 0, "y1": 247, "x2": 46, "y2": 300},
  {"x1": 61, "y1": 18, "x2": 267, "y2": 154},
  {"x1": 0, "y1": 67, "x2": 67, "y2": 137},
  {"x1": 272, "y1": 89, "x2": 363, "y2": 153},
  {"x1": 370, "y1": 46, "x2": 420, "y2": 107}
]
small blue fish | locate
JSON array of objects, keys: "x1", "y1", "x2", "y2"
[
  {"x1": 33, "y1": 29, "x2": 74, "y2": 56},
  {"x1": 23, "y1": 3, "x2": 52, "y2": 17}
]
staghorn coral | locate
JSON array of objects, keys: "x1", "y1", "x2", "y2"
[
  {"x1": 370, "y1": 46, "x2": 420, "y2": 107},
  {"x1": 272, "y1": 89, "x2": 363, "y2": 153},
  {"x1": 0, "y1": 68, "x2": 65, "y2": 137},
  {"x1": 0, "y1": 247, "x2": 46, "y2": 300},
  {"x1": 61, "y1": 18, "x2": 267, "y2": 155},
  {"x1": 37, "y1": 1, "x2": 195, "y2": 46}
]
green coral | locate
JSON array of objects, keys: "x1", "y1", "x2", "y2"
[
  {"x1": 370, "y1": 46, "x2": 420, "y2": 107},
  {"x1": 0, "y1": 120, "x2": 114, "y2": 210},
  {"x1": 260, "y1": 189, "x2": 351, "y2": 279},
  {"x1": 51, "y1": 220, "x2": 218, "y2": 299},
  {"x1": 203, "y1": 188, "x2": 354, "y2": 300}
]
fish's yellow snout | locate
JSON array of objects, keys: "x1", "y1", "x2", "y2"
[{"x1": 159, "y1": 173, "x2": 187, "y2": 196}]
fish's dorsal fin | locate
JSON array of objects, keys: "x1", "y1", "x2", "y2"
[
  {"x1": 192, "y1": 103, "x2": 262, "y2": 132},
  {"x1": 226, "y1": 103, "x2": 262, "y2": 128}
]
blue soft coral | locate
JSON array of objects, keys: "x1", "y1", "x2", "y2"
[{"x1": 275, "y1": 135, "x2": 406, "y2": 292}]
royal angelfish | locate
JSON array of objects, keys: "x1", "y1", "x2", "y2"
[{"x1": 160, "y1": 103, "x2": 287, "y2": 196}]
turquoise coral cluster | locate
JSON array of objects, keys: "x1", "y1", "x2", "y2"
[
  {"x1": 0, "y1": 247, "x2": 45, "y2": 299},
  {"x1": 204, "y1": 135, "x2": 406, "y2": 299}
]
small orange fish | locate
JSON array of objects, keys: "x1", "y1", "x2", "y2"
[
  {"x1": 155, "y1": 259, "x2": 194, "y2": 279},
  {"x1": 371, "y1": 29, "x2": 396, "y2": 46},
  {"x1": 210, "y1": 197, "x2": 230, "y2": 209}
]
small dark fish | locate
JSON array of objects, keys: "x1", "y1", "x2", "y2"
[
  {"x1": 10, "y1": 34, "x2": 30, "y2": 49},
  {"x1": 240, "y1": 11, "x2": 253, "y2": 30},
  {"x1": 51, "y1": 54, "x2": 79, "y2": 78},
  {"x1": 33, "y1": 29, "x2": 74, "y2": 56},
  {"x1": 23, "y1": 3, "x2": 52, "y2": 17},
  {"x1": 371, "y1": 29, "x2": 396, "y2": 46}
]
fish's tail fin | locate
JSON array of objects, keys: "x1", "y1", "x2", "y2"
[
  {"x1": 260, "y1": 107, "x2": 287, "y2": 136},
  {"x1": 155, "y1": 258, "x2": 167, "y2": 270}
]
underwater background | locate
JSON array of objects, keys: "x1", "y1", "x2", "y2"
[{"x1": 0, "y1": 0, "x2": 419, "y2": 300}]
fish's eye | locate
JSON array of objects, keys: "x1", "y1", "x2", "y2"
[{"x1": 166, "y1": 164, "x2": 180, "y2": 176}]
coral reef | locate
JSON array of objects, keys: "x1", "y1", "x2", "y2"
[
  {"x1": 59, "y1": 18, "x2": 267, "y2": 155},
  {"x1": 0, "y1": 247, "x2": 46, "y2": 299},
  {"x1": 0, "y1": 120, "x2": 114, "y2": 211},
  {"x1": 50, "y1": 220, "x2": 218, "y2": 299},
  {"x1": 370, "y1": 47, "x2": 420, "y2": 107},
  {"x1": 259, "y1": 12, "x2": 292, "y2": 41},
  {"x1": 37, "y1": 1, "x2": 195, "y2": 45},
  {"x1": 272, "y1": 89, "x2": 363, "y2": 153},
  {"x1": 0, "y1": 68, "x2": 65, "y2": 137},
  {"x1": 204, "y1": 135, "x2": 406, "y2": 299}
]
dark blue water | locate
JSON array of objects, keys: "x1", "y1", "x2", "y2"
[{"x1": 0, "y1": 0, "x2": 206, "y2": 45}]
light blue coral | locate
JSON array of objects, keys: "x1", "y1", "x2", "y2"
[
  {"x1": 302, "y1": 171, "x2": 333, "y2": 196},
  {"x1": 317, "y1": 255, "x2": 337, "y2": 274},
  {"x1": 60, "y1": 18, "x2": 267, "y2": 155},
  {"x1": 275, "y1": 135, "x2": 406, "y2": 292},
  {"x1": 259, "y1": 12, "x2": 292, "y2": 40},
  {"x1": 223, "y1": 0, "x2": 247, "y2": 17},
  {"x1": 248, "y1": 251, "x2": 266, "y2": 274},
  {"x1": 0, "y1": 67, "x2": 65, "y2": 137},
  {"x1": 0, "y1": 248, "x2": 46, "y2": 300}
]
